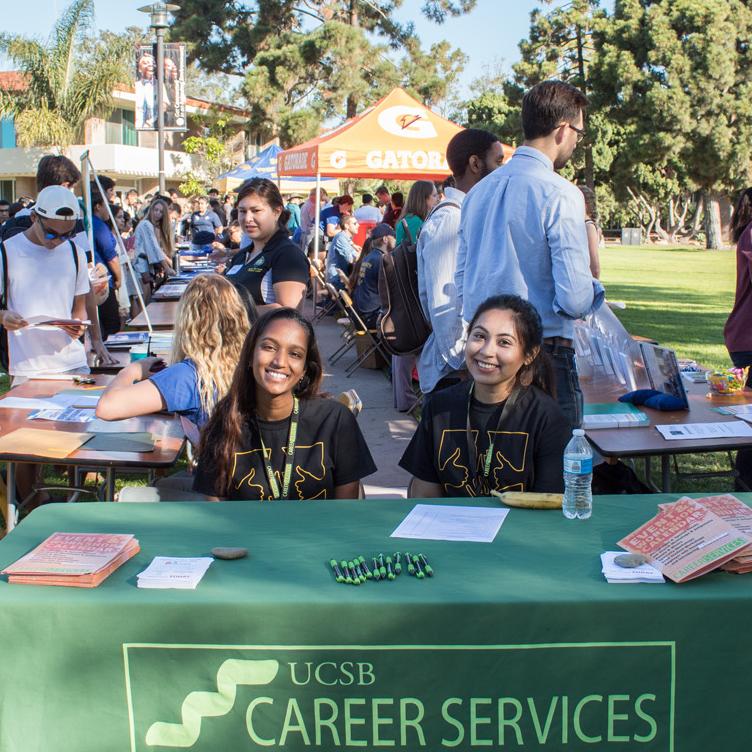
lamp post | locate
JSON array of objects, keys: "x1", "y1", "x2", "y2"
[{"x1": 138, "y1": 2, "x2": 180, "y2": 195}]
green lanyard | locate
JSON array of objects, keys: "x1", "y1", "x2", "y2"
[
  {"x1": 465, "y1": 383, "x2": 520, "y2": 495},
  {"x1": 257, "y1": 397, "x2": 299, "y2": 500}
]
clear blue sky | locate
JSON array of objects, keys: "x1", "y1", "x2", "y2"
[{"x1": 1, "y1": 0, "x2": 571, "y2": 90}]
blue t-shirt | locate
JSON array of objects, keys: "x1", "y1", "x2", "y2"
[
  {"x1": 148, "y1": 359, "x2": 209, "y2": 429},
  {"x1": 92, "y1": 215, "x2": 118, "y2": 288},
  {"x1": 352, "y1": 247, "x2": 384, "y2": 316},
  {"x1": 326, "y1": 231, "x2": 358, "y2": 286},
  {"x1": 319, "y1": 205, "x2": 342, "y2": 233},
  {"x1": 190, "y1": 210, "x2": 222, "y2": 245}
]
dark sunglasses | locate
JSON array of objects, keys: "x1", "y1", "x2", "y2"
[{"x1": 38, "y1": 217, "x2": 77, "y2": 241}]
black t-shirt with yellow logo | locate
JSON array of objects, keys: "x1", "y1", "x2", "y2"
[
  {"x1": 193, "y1": 398, "x2": 377, "y2": 500},
  {"x1": 399, "y1": 381, "x2": 569, "y2": 496},
  {"x1": 224, "y1": 230, "x2": 309, "y2": 306}
]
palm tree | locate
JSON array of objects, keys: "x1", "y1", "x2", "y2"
[{"x1": 0, "y1": 0, "x2": 132, "y2": 147}]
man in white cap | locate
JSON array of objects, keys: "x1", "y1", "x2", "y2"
[{"x1": 0, "y1": 185, "x2": 91, "y2": 383}]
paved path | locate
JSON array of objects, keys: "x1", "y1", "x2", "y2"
[{"x1": 312, "y1": 315, "x2": 414, "y2": 498}]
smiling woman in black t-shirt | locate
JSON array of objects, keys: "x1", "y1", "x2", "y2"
[
  {"x1": 224, "y1": 178, "x2": 309, "y2": 314},
  {"x1": 194, "y1": 308, "x2": 376, "y2": 500},
  {"x1": 400, "y1": 295, "x2": 569, "y2": 497}
]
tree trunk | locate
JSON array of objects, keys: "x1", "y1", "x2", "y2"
[
  {"x1": 576, "y1": 27, "x2": 596, "y2": 207},
  {"x1": 703, "y1": 191, "x2": 723, "y2": 249},
  {"x1": 688, "y1": 191, "x2": 704, "y2": 239}
]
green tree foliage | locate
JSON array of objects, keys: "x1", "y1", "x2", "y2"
[
  {"x1": 170, "y1": 0, "x2": 474, "y2": 145},
  {"x1": 593, "y1": 0, "x2": 752, "y2": 248},
  {"x1": 0, "y1": 0, "x2": 132, "y2": 147}
]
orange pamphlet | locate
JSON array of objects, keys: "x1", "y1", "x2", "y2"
[
  {"x1": 0, "y1": 428, "x2": 92, "y2": 459},
  {"x1": 2, "y1": 532, "x2": 140, "y2": 587},
  {"x1": 618, "y1": 496, "x2": 752, "y2": 583}
]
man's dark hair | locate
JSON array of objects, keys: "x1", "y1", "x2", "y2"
[
  {"x1": 90, "y1": 190, "x2": 105, "y2": 208},
  {"x1": 92, "y1": 176, "x2": 116, "y2": 194},
  {"x1": 442, "y1": 175, "x2": 456, "y2": 191},
  {"x1": 208, "y1": 188, "x2": 219, "y2": 195},
  {"x1": 375, "y1": 185, "x2": 390, "y2": 196},
  {"x1": 127, "y1": 189, "x2": 138, "y2": 198},
  {"x1": 36, "y1": 155, "x2": 81, "y2": 190},
  {"x1": 0, "y1": 199, "x2": 9, "y2": 208},
  {"x1": 169, "y1": 202, "x2": 182, "y2": 214},
  {"x1": 446, "y1": 128, "x2": 500, "y2": 179},
  {"x1": 521, "y1": 80, "x2": 588, "y2": 140},
  {"x1": 362, "y1": 193, "x2": 373, "y2": 204},
  {"x1": 391, "y1": 191, "x2": 404, "y2": 208}
]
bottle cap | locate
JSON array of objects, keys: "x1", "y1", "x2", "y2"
[{"x1": 572, "y1": 428, "x2": 585, "y2": 436}]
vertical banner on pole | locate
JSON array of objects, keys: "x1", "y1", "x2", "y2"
[{"x1": 135, "y1": 44, "x2": 187, "y2": 132}]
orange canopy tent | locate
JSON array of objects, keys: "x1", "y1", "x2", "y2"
[{"x1": 279, "y1": 87, "x2": 509, "y2": 180}]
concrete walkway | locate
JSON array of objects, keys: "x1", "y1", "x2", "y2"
[{"x1": 311, "y1": 315, "x2": 415, "y2": 498}]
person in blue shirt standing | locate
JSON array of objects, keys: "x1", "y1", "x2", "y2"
[
  {"x1": 326, "y1": 215, "x2": 360, "y2": 291},
  {"x1": 91, "y1": 190, "x2": 122, "y2": 338},
  {"x1": 188, "y1": 195, "x2": 223, "y2": 252},
  {"x1": 353, "y1": 223, "x2": 395, "y2": 328},
  {"x1": 455, "y1": 80, "x2": 605, "y2": 430}
]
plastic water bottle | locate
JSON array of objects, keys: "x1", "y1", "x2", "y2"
[{"x1": 562, "y1": 429, "x2": 593, "y2": 519}]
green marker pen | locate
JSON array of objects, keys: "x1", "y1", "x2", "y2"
[
  {"x1": 359, "y1": 555, "x2": 374, "y2": 579},
  {"x1": 372, "y1": 557, "x2": 381, "y2": 580},
  {"x1": 393, "y1": 552, "x2": 402, "y2": 575},
  {"x1": 386, "y1": 556, "x2": 395, "y2": 580},
  {"x1": 378, "y1": 553, "x2": 387, "y2": 580},
  {"x1": 419, "y1": 554, "x2": 434, "y2": 577},
  {"x1": 341, "y1": 559, "x2": 353, "y2": 585},
  {"x1": 412, "y1": 555, "x2": 425, "y2": 579},
  {"x1": 405, "y1": 552, "x2": 416, "y2": 576},
  {"x1": 347, "y1": 561, "x2": 362, "y2": 585},
  {"x1": 330, "y1": 559, "x2": 345, "y2": 583},
  {"x1": 353, "y1": 560, "x2": 367, "y2": 583}
]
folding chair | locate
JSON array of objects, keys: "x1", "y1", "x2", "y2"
[
  {"x1": 327, "y1": 283, "x2": 362, "y2": 365},
  {"x1": 309, "y1": 259, "x2": 343, "y2": 321},
  {"x1": 338, "y1": 290, "x2": 391, "y2": 378}
]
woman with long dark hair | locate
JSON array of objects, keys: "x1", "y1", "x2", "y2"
[
  {"x1": 224, "y1": 178, "x2": 309, "y2": 314},
  {"x1": 193, "y1": 308, "x2": 376, "y2": 500},
  {"x1": 724, "y1": 187, "x2": 752, "y2": 390},
  {"x1": 400, "y1": 295, "x2": 569, "y2": 497}
]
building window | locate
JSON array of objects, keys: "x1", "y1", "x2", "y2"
[
  {"x1": 105, "y1": 109, "x2": 123, "y2": 145},
  {"x1": 0, "y1": 117, "x2": 16, "y2": 149},
  {"x1": 0, "y1": 180, "x2": 15, "y2": 202},
  {"x1": 122, "y1": 110, "x2": 137, "y2": 146}
]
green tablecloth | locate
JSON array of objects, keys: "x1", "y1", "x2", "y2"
[{"x1": 0, "y1": 495, "x2": 748, "y2": 752}]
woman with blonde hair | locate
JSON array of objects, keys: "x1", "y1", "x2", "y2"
[
  {"x1": 96, "y1": 274, "x2": 250, "y2": 432},
  {"x1": 133, "y1": 197, "x2": 176, "y2": 303}
]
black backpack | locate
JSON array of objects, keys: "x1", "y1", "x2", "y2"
[
  {"x1": 0, "y1": 237, "x2": 79, "y2": 372},
  {"x1": 378, "y1": 203, "x2": 459, "y2": 356}
]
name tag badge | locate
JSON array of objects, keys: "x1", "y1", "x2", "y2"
[{"x1": 226, "y1": 264, "x2": 243, "y2": 276}]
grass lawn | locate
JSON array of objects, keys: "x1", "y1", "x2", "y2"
[
  {"x1": 601, "y1": 244, "x2": 736, "y2": 371},
  {"x1": 600, "y1": 243, "x2": 742, "y2": 493}
]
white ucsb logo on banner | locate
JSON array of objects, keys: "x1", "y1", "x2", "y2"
[{"x1": 377, "y1": 106, "x2": 438, "y2": 139}]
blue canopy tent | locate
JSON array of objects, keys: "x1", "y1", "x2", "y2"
[{"x1": 214, "y1": 143, "x2": 340, "y2": 195}]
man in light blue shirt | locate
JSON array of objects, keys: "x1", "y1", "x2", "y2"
[
  {"x1": 456, "y1": 80, "x2": 605, "y2": 428},
  {"x1": 417, "y1": 128, "x2": 505, "y2": 394},
  {"x1": 326, "y1": 215, "x2": 360, "y2": 290}
]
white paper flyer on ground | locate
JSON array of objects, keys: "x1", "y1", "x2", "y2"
[{"x1": 391, "y1": 504, "x2": 509, "y2": 543}]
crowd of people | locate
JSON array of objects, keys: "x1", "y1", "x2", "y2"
[{"x1": 0, "y1": 79, "x2": 626, "y2": 504}]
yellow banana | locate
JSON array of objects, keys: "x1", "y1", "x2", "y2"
[{"x1": 490, "y1": 490, "x2": 563, "y2": 509}]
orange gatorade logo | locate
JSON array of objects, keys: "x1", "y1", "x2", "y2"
[{"x1": 378, "y1": 105, "x2": 438, "y2": 139}]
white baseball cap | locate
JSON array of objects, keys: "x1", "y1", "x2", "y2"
[{"x1": 33, "y1": 185, "x2": 81, "y2": 220}]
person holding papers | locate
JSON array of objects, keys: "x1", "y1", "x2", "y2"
[
  {"x1": 400, "y1": 295, "x2": 569, "y2": 497},
  {"x1": 193, "y1": 308, "x2": 376, "y2": 500},
  {"x1": 96, "y1": 275, "x2": 250, "y2": 435}
]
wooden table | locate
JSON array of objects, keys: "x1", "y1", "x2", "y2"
[
  {"x1": 582, "y1": 376, "x2": 752, "y2": 491},
  {"x1": 0, "y1": 375, "x2": 186, "y2": 532},
  {"x1": 127, "y1": 301, "x2": 178, "y2": 330}
]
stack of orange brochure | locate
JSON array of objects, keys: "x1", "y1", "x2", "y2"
[{"x1": 1, "y1": 532, "x2": 140, "y2": 587}]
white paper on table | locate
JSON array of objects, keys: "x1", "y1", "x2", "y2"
[
  {"x1": 655, "y1": 421, "x2": 752, "y2": 440},
  {"x1": 49, "y1": 392, "x2": 100, "y2": 409},
  {"x1": 137, "y1": 556, "x2": 214, "y2": 589},
  {"x1": 717, "y1": 404, "x2": 752, "y2": 421},
  {"x1": 390, "y1": 504, "x2": 510, "y2": 543},
  {"x1": 28, "y1": 407, "x2": 96, "y2": 423},
  {"x1": 0, "y1": 396, "x2": 65, "y2": 410},
  {"x1": 600, "y1": 552, "x2": 665, "y2": 584}
]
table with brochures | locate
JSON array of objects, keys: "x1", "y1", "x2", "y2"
[
  {"x1": 0, "y1": 375, "x2": 185, "y2": 530},
  {"x1": 0, "y1": 495, "x2": 749, "y2": 751},
  {"x1": 582, "y1": 376, "x2": 752, "y2": 491}
]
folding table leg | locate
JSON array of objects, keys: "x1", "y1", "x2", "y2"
[
  {"x1": 104, "y1": 468, "x2": 116, "y2": 501},
  {"x1": 5, "y1": 462, "x2": 17, "y2": 533}
]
